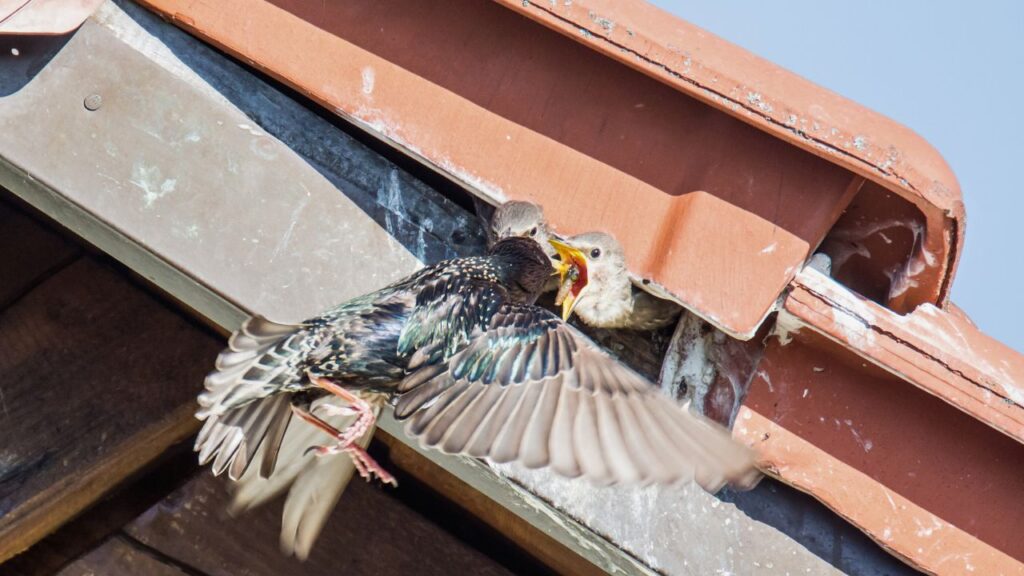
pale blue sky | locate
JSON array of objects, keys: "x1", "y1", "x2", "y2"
[{"x1": 651, "y1": 0, "x2": 1023, "y2": 352}]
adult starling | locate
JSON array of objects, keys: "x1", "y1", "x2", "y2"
[
  {"x1": 197, "y1": 236, "x2": 755, "y2": 556},
  {"x1": 551, "y1": 232, "x2": 682, "y2": 330}
]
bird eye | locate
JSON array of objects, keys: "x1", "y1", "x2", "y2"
[
  {"x1": 529, "y1": 227, "x2": 538, "y2": 237},
  {"x1": 590, "y1": 248, "x2": 601, "y2": 259}
]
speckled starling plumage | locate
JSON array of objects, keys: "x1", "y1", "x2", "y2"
[
  {"x1": 197, "y1": 237, "x2": 550, "y2": 478},
  {"x1": 196, "y1": 235, "x2": 755, "y2": 558}
]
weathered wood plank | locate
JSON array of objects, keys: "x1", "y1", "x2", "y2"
[
  {"x1": 56, "y1": 536, "x2": 190, "y2": 576},
  {"x1": 377, "y1": 434, "x2": 596, "y2": 576},
  {"x1": 123, "y1": 473, "x2": 523, "y2": 576},
  {"x1": 9, "y1": 436, "x2": 554, "y2": 576},
  {"x1": 0, "y1": 257, "x2": 222, "y2": 561},
  {"x1": 1, "y1": 446, "x2": 200, "y2": 576},
  {"x1": 0, "y1": 196, "x2": 80, "y2": 311}
]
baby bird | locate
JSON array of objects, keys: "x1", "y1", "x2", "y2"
[
  {"x1": 487, "y1": 200, "x2": 558, "y2": 261},
  {"x1": 552, "y1": 232, "x2": 681, "y2": 331},
  {"x1": 488, "y1": 200, "x2": 561, "y2": 292},
  {"x1": 488, "y1": 201, "x2": 679, "y2": 330}
]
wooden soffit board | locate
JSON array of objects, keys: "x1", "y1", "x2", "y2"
[{"x1": 129, "y1": 0, "x2": 962, "y2": 339}]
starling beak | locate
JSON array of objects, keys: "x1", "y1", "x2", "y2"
[
  {"x1": 551, "y1": 232, "x2": 681, "y2": 330},
  {"x1": 196, "y1": 234, "x2": 754, "y2": 558}
]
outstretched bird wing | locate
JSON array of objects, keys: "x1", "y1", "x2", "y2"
[
  {"x1": 397, "y1": 271, "x2": 506, "y2": 363},
  {"x1": 395, "y1": 304, "x2": 758, "y2": 491}
]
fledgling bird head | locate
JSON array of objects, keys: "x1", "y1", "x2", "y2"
[
  {"x1": 489, "y1": 201, "x2": 558, "y2": 261},
  {"x1": 487, "y1": 236, "x2": 557, "y2": 305},
  {"x1": 549, "y1": 232, "x2": 633, "y2": 323}
]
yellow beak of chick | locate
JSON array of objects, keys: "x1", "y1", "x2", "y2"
[{"x1": 548, "y1": 239, "x2": 590, "y2": 321}]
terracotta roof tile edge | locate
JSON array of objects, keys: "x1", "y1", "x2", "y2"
[
  {"x1": 502, "y1": 0, "x2": 963, "y2": 214},
  {"x1": 502, "y1": 0, "x2": 966, "y2": 306},
  {"x1": 783, "y1": 268, "x2": 1024, "y2": 444},
  {"x1": 735, "y1": 407, "x2": 1024, "y2": 575},
  {"x1": 136, "y1": 0, "x2": 964, "y2": 328}
]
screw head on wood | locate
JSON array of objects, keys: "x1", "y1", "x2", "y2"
[{"x1": 84, "y1": 94, "x2": 102, "y2": 111}]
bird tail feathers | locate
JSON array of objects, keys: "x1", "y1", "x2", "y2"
[
  {"x1": 196, "y1": 316, "x2": 384, "y2": 559},
  {"x1": 195, "y1": 316, "x2": 303, "y2": 480},
  {"x1": 230, "y1": 395, "x2": 381, "y2": 560}
]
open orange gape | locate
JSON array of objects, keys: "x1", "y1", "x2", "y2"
[{"x1": 130, "y1": 0, "x2": 1023, "y2": 572}]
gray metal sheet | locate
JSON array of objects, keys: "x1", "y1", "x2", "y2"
[{"x1": 0, "y1": 2, "x2": 483, "y2": 324}]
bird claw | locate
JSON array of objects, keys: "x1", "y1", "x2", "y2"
[
  {"x1": 305, "y1": 443, "x2": 341, "y2": 457},
  {"x1": 297, "y1": 372, "x2": 397, "y2": 486},
  {"x1": 347, "y1": 444, "x2": 398, "y2": 487},
  {"x1": 304, "y1": 442, "x2": 397, "y2": 486}
]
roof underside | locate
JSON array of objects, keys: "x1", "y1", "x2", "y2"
[{"x1": 5, "y1": 0, "x2": 1021, "y2": 574}]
